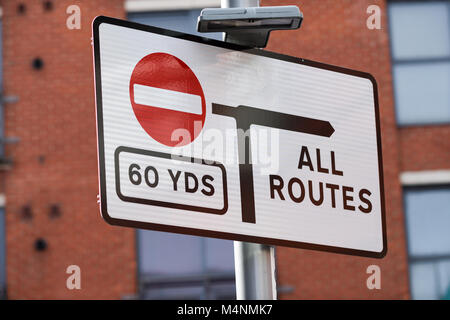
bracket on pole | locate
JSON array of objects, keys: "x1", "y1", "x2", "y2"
[{"x1": 197, "y1": 6, "x2": 303, "y2": 48}]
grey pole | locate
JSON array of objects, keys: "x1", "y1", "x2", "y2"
[{"x1": 221, "y1": 0, "x2": 277, "y2": 301}]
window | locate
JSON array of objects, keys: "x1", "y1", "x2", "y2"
[
  {"x1": 128, "y1": 9, "x2": 221, "y2": 40},
  {"x1": 388, "y1": 1, "x2": 450, "y2": 125},
  {"x1": 138, "y1": 231, "x2": 235, "y2": 299},
  {"x1": 128, "y1": 9, "x2": 234, "y2": 300},
  {"x1": 404, "y1": 186, "x2": 450, "y2": 299}
]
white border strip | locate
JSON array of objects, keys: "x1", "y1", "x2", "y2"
[
  {"x1": 0, "y1": 194, "x2": 5, "y2": 207},
  {"x1": 400, "y1": 170, "x2": 450, "y2": 186},
  {"x1": 125, "y1": 0, "x2": 221, "y2": 12}
]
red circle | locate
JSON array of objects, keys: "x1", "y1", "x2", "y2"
[{"x1": 129, "y1": 53, "x2": 206, "y2": 147}]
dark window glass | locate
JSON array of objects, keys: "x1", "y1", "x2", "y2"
[
  {"x1": 388, "y1": 1, "x2": 450, "y2": 125},
  {"x1": 138, "y1": 231, "x2": 235, "y2": 300},
  {"x1": 404, "y1": 186, "x2": 450, "y2": 299},
  {"x1": 128, "y1": 9, "x2": 221, "y2": 40}
]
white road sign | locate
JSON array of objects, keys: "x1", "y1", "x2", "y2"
[{"x1": 93, "y1": 16, "x2": 386, "y2": 258}]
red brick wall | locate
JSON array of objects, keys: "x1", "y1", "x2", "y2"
[
  {"x1": 399, "y1": 126, "x2": 450, "y2": 172},
  {"x1": 1, "y1": 0, "x2": 136, "y2": 299},
  {"x1": 263, "y1": 0, "x2": 410, "y2": 299},
  {"x1": 1, "y1": 0, "x2": 430, "y2": 300}
]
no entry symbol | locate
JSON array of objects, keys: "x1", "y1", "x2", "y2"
[{"x1": 129, "y1": 52, "x2": 206, "y2": 147}]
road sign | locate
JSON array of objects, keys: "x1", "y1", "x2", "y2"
[
  {"x1": 93, "y1": 16, "x2": 386, "y2": 258},
  {"x1": 129, "y1": 52, "x2": 206, "y2": 147}
]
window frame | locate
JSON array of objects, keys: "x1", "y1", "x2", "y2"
[
  {"x1": 136, "y1": 230, "x2": 236, "y2": 300},
  {"x1": 388, "y1": 0, "x2": 450, "y2": 127},
  {"x1": 403, "y1": 184, "x2": 450, "y2": 261},
  {"x1": 402, "y1": 184, "x2": 450, "y2": 299}
]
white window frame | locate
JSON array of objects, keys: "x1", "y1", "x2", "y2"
[{"x1": 400, "y1": 170, "x2": 450, "y2": 187}]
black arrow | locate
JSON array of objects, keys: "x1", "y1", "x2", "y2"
[
  {"x1": 212, "y1": 104, "x2": 335, "y2": 138},
  {"x1": 212, "y1": 103, "x2": 334, "y2": 224}
]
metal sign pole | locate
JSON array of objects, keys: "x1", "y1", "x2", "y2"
[{"x1": 221, "y1": 0, "x2": 277, "y2": 300}]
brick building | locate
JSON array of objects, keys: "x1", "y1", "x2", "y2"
[{"x1": 0, "y1": 0, "x2": 448, "y2": 299}]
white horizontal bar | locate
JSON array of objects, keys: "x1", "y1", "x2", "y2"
[
  {"x1": 125, "y1": 0, "x2": 220, "y2": 12},
  {"x1": 400, "y1": 170, "x2": 450, "y2": 186},
  {"x1": 133, "y1": 84, "x2": 203, "y2": 115}
]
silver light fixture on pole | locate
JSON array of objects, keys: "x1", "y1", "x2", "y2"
[{"x1": 198, "y1": 0, "x2": 302, "y2": 47}]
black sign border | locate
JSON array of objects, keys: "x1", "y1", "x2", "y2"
[
  {"x1": 92, "y1": 15, "x2": 387, "y2": 258},
  {"x1": 115, "y1": 146, "x2": 228, "y2": 215}
]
